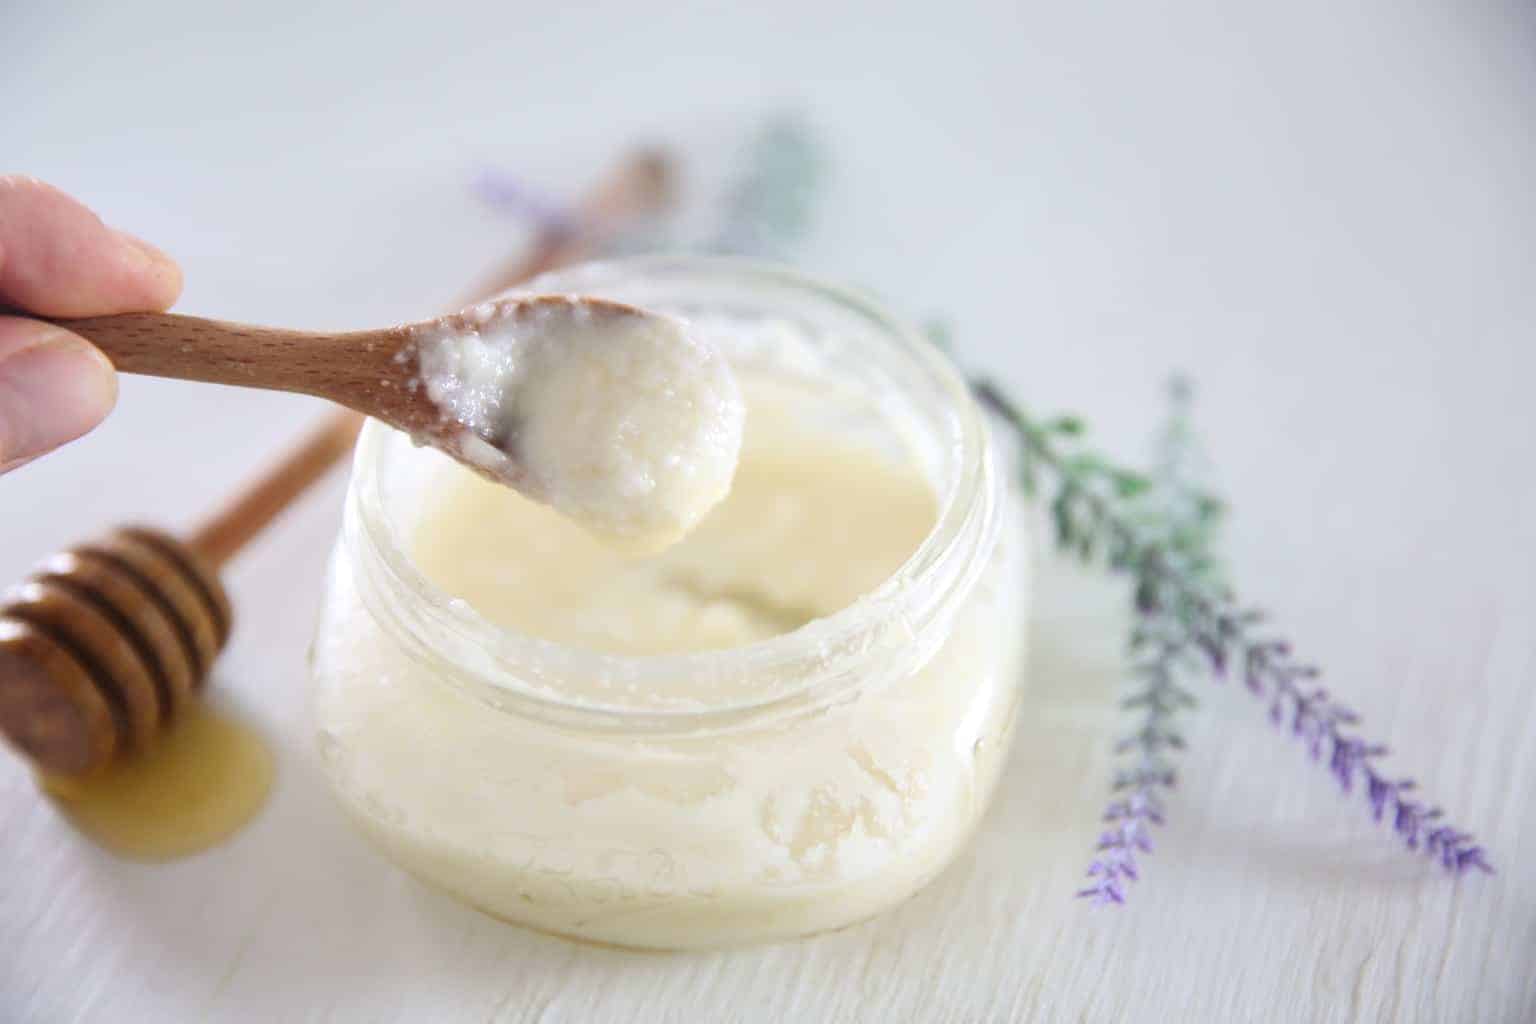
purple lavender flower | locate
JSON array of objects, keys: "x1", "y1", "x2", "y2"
[
  {"x1": 1235, "y1": 637, "x2": 1492, "y2": 877},
  {"x1": 472, "y1": 169, "x2": 577, "y2": 237}
]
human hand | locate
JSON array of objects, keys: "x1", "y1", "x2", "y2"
[{"x1": 0, "y1": 176, "x2": 182, "y2": 474}]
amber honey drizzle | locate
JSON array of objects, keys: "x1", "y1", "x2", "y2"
[{"x1": 40, "y1": 705, "x2": 273, "y2": 861}]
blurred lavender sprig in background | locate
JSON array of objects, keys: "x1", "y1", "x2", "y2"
[
  {"x1": 472, "y1": 168, "x2": 577, "y2": 236},
  {"x1": 476, "y1": 115, "x2": 826, "y2": 261},
  {"x1": 710, "y1": 116, "x2": 826, "y2": 259}
]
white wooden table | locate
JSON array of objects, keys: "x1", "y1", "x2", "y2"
[{"x1": 5, "y1": 1, "x2": 1534, "y2": 1020}]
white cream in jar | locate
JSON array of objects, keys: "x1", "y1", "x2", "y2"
[
  {"x1": 312, "y1": 259, "x2": 1029, "y2": 949},
  {"x1": 414, "y1": 388, "x2": 935, "y2": 657}
]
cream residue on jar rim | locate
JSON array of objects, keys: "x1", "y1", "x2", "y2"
[{"x1": 412, "y1": 298, "x2": 745, "y2": 553}]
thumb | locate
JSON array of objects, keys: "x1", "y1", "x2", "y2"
[{"x1": 0, "y1": 317, "x2": 117, "y2": 473}]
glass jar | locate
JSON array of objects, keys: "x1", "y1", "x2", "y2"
[{"x1": 310, "y1": 257, "x2": 1029, "y2": 950}]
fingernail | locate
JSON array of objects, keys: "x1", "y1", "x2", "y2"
[
  {"x1": 0, "y1": 329, "x2": 117, "y2": 470},
  {"x1": 116, "y1": 229, "x2": 184, "y2": 301}
]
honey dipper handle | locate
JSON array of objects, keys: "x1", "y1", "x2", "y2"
[{"x1": 187, "y1": 410, "x2": 363, "y2": 569}]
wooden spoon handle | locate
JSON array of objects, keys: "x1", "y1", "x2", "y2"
[{"x1": 46, "y1": 313, "x2": 405, "y2": 402}]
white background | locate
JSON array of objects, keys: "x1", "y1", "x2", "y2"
[{"x1": 4, "y1": 1, "x2": 1535, "y2": 1020}]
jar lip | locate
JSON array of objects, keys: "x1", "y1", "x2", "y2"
[{"x1": 349, "y1": 255, "x2": 998, "y2": 732}]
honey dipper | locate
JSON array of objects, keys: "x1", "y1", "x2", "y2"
[{"x1": 0, "y1": 149, "x2": 674, "y2": 778}]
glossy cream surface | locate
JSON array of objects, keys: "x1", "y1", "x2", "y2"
[{"x1": 412, "y1": 394, "x2": 935, "y2": 658}]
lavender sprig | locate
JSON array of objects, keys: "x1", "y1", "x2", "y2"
[
  {"x1": 711, "y1": 116, "x2": 826, "y2": 259},
  {"x1": 1072, "y1": 380, "x2": 1215, "y2": 903},
  {"x1": 478, "y1": 115, "x2": 827, "y2": 262},
  {"x1": 472, "y1": 169, "x2": 578, "y2": 235},
  {"x1": 972, "y1": 378, "x2": 1493, "y2": 902}
]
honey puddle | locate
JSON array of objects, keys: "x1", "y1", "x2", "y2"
[{"x1": 40, "y1": 705, "x2": 273, "y2": 861}]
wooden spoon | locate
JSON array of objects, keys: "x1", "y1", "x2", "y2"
[{"x1": 39, "y1": 295, "x2": 653, "y2": 488}]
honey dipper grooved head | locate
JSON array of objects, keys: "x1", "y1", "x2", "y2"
[
  {"x1": 0, "y1": 619, "x2": 117, "y2": 776},
  {"x1": 0, "y1": 527, "x2": 232, "y2": 777}
]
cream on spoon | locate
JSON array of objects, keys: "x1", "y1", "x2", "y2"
[{"x1": 412, "y1": 296, "x2": 743, "y2": 551}]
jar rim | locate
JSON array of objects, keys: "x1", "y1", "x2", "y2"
[{"x1": 346, "y1": 255, "x2": 1000, "y2": 734}]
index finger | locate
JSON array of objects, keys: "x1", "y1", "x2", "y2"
[{"x1": 0, "y1": 176, "x2": 182, "y2": 318}]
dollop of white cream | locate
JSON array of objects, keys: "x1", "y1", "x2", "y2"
[{"x1": 414, "y1": 300, "x2": 744, "y2": 552}]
